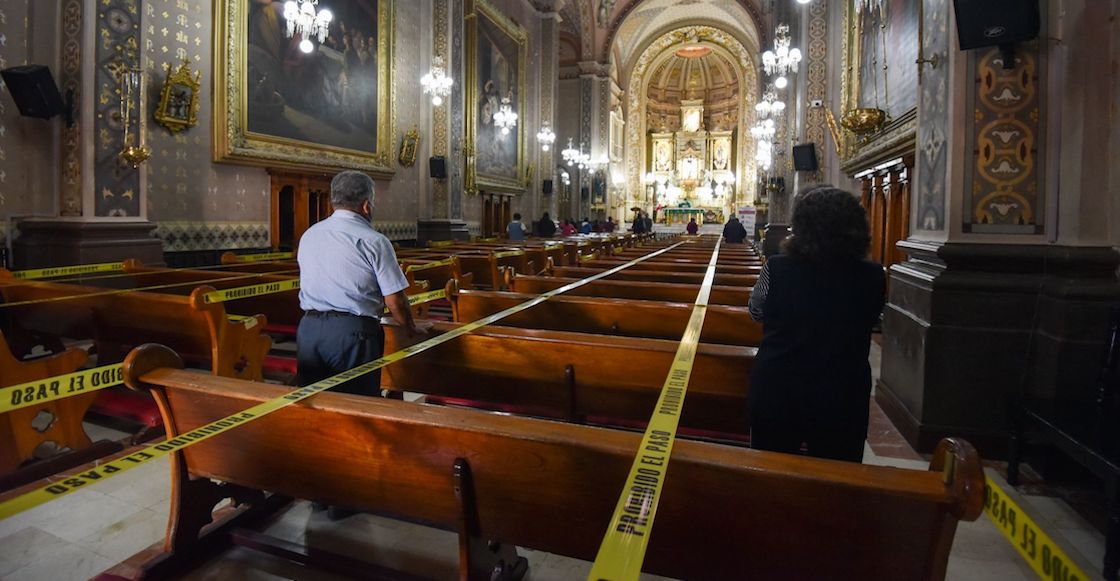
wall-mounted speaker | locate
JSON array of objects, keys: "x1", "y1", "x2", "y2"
[
  {"x1": 952, "y1": 0, "x2": 1040, "y2": 51},
  {"x1": 0, "y1": 65, "x2": 68, "y2": 121},
  {"x1": 792, "y1": 143, "x2": 819, "y2": 172},
  {"x1": 429, "y1": 156, "x2": 447, "y2": 179},
  {"x1": 542, "y1": 179, "x2": 553, "y2": 194}
]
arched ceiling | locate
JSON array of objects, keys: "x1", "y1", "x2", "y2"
[
  {"x1": 646, "y1": 49, "x2": 739, "y2": 101},
  {"x1": 612, "y1": 0, "x2": 761, "y2": 69}
]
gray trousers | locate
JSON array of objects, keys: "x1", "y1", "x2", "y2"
[{"x1": 295, "y1": 312, "x2": 385, "y2": 396}]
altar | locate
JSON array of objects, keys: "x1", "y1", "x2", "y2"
[{"x1": 664, "y1": 207, "x2": 706, "y2": 225}]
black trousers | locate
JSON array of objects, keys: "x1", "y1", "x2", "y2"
[
  {"x1": 295, "y1": 312, "x2": 385, "y2": 396},
  {"x1": 750, "y1": 421, "x2": 867, "y2": 463}
]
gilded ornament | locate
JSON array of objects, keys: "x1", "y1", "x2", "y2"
[{"x1": 154, "y1": 59, "x2": 201, "y2": 134}]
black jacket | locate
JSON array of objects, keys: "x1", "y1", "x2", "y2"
[
  {"x1": 723, "y1": 220, "x2": 747, "y2": 243},
  {"x1": 749, "y1": 254, "x2": 885, "y2": 432}
]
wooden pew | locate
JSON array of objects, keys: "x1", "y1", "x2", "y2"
[
  {"x1": 510, "y1": 275, "x2": 750, "y2": 305},
  {"x1": 0, "y1": 280, "x2": 271, "y2": 381},
  {"x1": 381, "y1": 322, "x2": 753, "y2": 435},
  {"x1": 450, "y1": 288, "x2": 762, "y2": 346},
  {"x1": 121, "y1": 344, "x2": 985, "y2": 581},
  {"x1": 551, "y1": 266, "x2": 758, "y2": 287},
  {"x1": 582, "y1": 258, "x2": 762, "y2": 275},
  {"x1": 0, "y1": 330, "x2": 106, "y2": 479}
]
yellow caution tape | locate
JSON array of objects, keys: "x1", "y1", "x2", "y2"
[
  {"x1": 984, "y1": 475, "x2": 1091, "y2": 581},
  {"x1": 476, "y1": 237, "x2": 499, "y2": 242},
  {"x1": 11, "y1": 262, "x2": 125, "y2": 280},
  {"x1": 203, "y1": 279, "x2": 301, "y2": 304},
  {"x1": 405, "y1": 257, "x2": 455, "y2": 273},
  {"x1": 588, "y1": 239, "x2": 722, "y2": 581},
  {"x1": 430, "y1": 240, "x2": 455, "y2": 247},
  {"x1": 0, "y1": 269, "x2": 301, "y2": 309},
  {"x1": 226, "y1": 314, "x2": 260, "y2": 329},
  {"x1": 0, "y1": 241, "x2": 690, "y2": 521},
  {"x1": 493, "y1": 250, "x2": 525, "y2": 259},
  {"x1": 232, "y1": 252, "x2": 294, "y2": 263},
  {"x1": 0, "y1": 364, "x2": 124, "y2": 413},
  {"x1": 382, "y1": 289, "x2": 448, "y2": 314}
]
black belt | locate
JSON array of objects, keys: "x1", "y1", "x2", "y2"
[{"x1": 304, "y1": 310, "x2": 376, "y2": 320}]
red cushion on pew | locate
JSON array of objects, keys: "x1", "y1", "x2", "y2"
[
  {"x1": 91, "y1": 387, "x2": 162, "y2": 427},
  {"x1": 264, "y1": 355, "x2": 297, "y2": 376},
  {"x1": 265, "y1": 324, "x2": 298, "y2": 336}
]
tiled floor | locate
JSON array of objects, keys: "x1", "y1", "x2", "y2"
[{"x1": 0, "y1": 341, "x2": 1109, "y2": 580}]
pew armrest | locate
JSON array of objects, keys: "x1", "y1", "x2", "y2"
[{"x1": 929, "y1": 438, "x2": 985, "y2": 521}]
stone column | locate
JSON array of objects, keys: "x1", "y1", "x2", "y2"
[
  {"x1": 539, "y1": 11, "x2": 559, "y2": 221},
  {"x1": 877, "y1": 0, "x2": 1120, "y2": 456},
  {"x1": 13, "y1": 0, "x2": 162, "y2": 268},
  {"x1": 417, "y1": 0, "x2": 469, "y2": 243}
]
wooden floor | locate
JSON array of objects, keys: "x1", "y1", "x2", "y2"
[{"x1": 0, "y1": 340, "x2": 1107, "y2": 580}]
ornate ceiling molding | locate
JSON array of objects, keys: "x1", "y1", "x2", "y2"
[{"x1": 599, "y1": 0, "x2": 767, "y2": 64}]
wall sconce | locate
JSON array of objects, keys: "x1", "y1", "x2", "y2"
[{"x1": 118, "y1": 65, "x2": 150, "y2": 168}]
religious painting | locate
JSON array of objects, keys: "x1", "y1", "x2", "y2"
[
  {"x1": 214, "y1": 0, "x2": 395, "y2": 176},
  {"x1": 651, "y1": 135, "x2": 673, "y2": 172},
  {"x1": 466, "y1": 0, "x2": 527, "y2": 193},
  {"x1": 853, "y1": 0, "x2": 918, "y2": 121}
]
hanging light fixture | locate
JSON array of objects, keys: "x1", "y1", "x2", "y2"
[
  {"x1": 561, "y1": 138, "x2": 580, "y2": 166},
  {"x1": 750, "y1": 119, "x2": 776, "y2": 140},
  {"x1": 283, "y1": 0, "x2": 333, "y2": 52},
  {"x1": 493, "y1": 96, "x2": 518, "y2": 136},
  {"x1": 754, "y1": 89, "x2": 786, "y2": 119},
  {"x1": 762, "y1": 24, "x2": 802, "y2": 81},
  {"x1": 420, "y1": 55, "x2": 454, "y2": 106},
  {"x1": 536, "y1": 122, "x2": 556, "y2": 152}
]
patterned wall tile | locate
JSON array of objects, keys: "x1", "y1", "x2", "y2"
[
  {"x1": 154, "y1": 221, "x2": 269, "y2": 252},
  {"x1": 963, "y1": 41, "x2": 1043, "y2": 234}
]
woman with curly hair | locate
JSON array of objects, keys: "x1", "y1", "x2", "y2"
[{"x1": 747, "y1": 186, "x2": 885, "y2": 462}]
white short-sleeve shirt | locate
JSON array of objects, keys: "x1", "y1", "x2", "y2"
[{"x1": 298, "y1": 210, "x2": 410, "y2": 317}]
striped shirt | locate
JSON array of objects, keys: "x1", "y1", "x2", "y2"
[{"x1": 747, "y1": 262, "x2": 771, "y2": 321}]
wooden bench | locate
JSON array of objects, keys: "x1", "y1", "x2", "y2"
[
  {"x1": 550, "y1": 266, "x2": 758, "y2": 287},
  {"x1": 0, "y1": 280, "x2": 271, "y2": 381},
  {"x1": 0, "y1": 330, "x2": 117, "y2": 484},
  {"x1": 582, "y1": 258, "x2": 762, "y2": 275},
  {"x1": 450, "y1": 288, "x2": 762, "y2": 346},
  {"x1": 382, "y1": 322, "x2": 753, "y2": 436},
  {"x1": 0, "y1": 280, "x2": 270, "y2": 486},
  {"x1": 510, "y1": 275, "x2": 751, "y2": 305},
  {"x1": 118, "y1": 343, "x2": 985, "y2": 581}
]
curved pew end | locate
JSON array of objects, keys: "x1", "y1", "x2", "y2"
[
  {"x1": 188, "y1": 286, "x2": 272, "y2": 382},
  {"x1": 929, "y1": 437, "x2": 985, "y2": 520},
  {"x1": 0, "y1": 330, "x2": 100, "y2": 481}
]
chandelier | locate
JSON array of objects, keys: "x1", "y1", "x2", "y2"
[
  {"x1": 536, "y1": 122, "x2": 556, "y2": 151},
  {"x1": 561, "y1": 139, "x2": 580, "y2": 166},
  {"x1": 283, "y1": 0, "x2": 333, "y2": 53},
  {"x1": 762, "y1": 24, "x2": 802, "y2": 88},
  {"x1": 754, "y1": 90, "x2": 785, "y2": 119},
  {"x1": 756, "y1": 140, "x2": 773, "y2": 172},
  {"x1": 493, "y1": 97, "x2": 518, "y2": 136},
  {"x1": 750, "y1": 119, "x2": 776, "y2": 140},
  {"x1": 420, "y1": 55, "x2": 454, "y2": 106}
]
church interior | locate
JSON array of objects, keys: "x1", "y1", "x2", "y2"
[{"x1": 0, "y1": 0, "x2": 1117, "y2": 579}]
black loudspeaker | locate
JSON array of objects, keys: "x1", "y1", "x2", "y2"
[
  {"x1": 952, "y1": 0, "x2": 1040, "y2": 50},
  {"x1": 542, "y1": 179, "x2": 553, "y2": 194},
  {"x1": 792, "y1": 143, "x2": 818, "y2": 172},
  {"x1": 1, "y1": 65, "x2": 68, "y2": 120},
  {"x1": 429, "y1": 156, "x2": 447, "y2": 179}
]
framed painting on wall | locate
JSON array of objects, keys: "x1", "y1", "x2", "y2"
[
  {"x1": 465, "y1": 0, "x2": 527, "y2": 194},
  {"x1": 214, "y1": 0, "x2": 396, "y2": 176}
]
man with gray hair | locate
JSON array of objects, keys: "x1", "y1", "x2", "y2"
[{"x1": 296, "y1": 170, "x2": 424, "y2": 397}]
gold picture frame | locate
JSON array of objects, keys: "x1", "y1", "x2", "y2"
[
  {"x1": 465, "y1": 0, "x2": 527, "y2": 194},
  {"x1": 399, "y1": 126, "x2": 420, "y2": 167},
  {"x1": 154, "y1": 60, "x2": 201, "y2": 134},
  {"x1": 212, "y1": 0, "x2": 396, "y2": 177}
]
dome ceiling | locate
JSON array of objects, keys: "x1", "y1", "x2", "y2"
[{"x1": 646, "y1": 50, "x2": 739, "y2": 101}]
